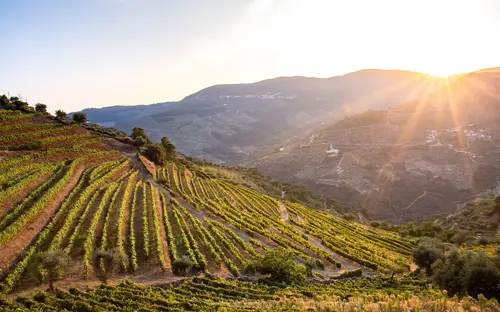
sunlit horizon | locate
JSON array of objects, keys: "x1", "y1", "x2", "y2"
[{"x1": 1, "y1": 0, "x2": 499, "y2": 112}]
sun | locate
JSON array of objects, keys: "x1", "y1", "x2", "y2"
[
  {"x1": 421, "y1": 62, "x2": 466, "y2": 78},
  {"x1": 424, "y1": 67, "x2": 458, "y2": 78}
]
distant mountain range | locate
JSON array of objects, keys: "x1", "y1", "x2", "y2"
[{"x1": 79, "y1": 69, "x2": 439, "y2": 163}]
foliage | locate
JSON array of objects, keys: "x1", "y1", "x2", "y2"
[
  {"x1": 94, "y1": 249, "x2": 128, "y2": 284},
  {"x1": 30, "y1": 250, "x2": 68, "y2": 291},
  {"x1": 253, "y1": 247, "x2": 307, "y2": 284},
  {"x1": 388, "y1": 221, "x2": 457, "y2": 243},
  {"x1": 330, "y1": 269, "x2": 363, "y2": 280},
  {"x1": 134, "y1": 136, "x2": 147, "y2": 147},
  {"x1": 342, "y1": 212, "x2": 356, "y2": 221},
  {"x1": 35, "y1": 103, "x2": 47, "y2": 113},
  {"x1": 172, "y1": 256, "x2": 194, "y2": 276},
  {"x1": 161, "y1": 136, "x2": 176, "y2": 158},
  {"x1": 432, "y1": 249, "x2": 500, "y2": 300},
  {"x1": 144, "y1": 143, "x2": 167, "y2": 165},
  {"x1": 55, "y1": 110, "x2": 67, "y2": 120},
  {"x1": 131, "y1": 127, "x2": 151, "y2": 143},
  {"x1": 0, "y1": 94, "x2": 13, "y2": 110},
  {"x1": 72, "y1": 112, "x2": 88, "y2": 124},
  {"x1": 412, "y1": 237, "x2": 446, "y2": 274}
]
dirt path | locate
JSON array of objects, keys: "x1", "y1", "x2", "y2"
[{"x1": 277, "y1": 201, "x2": 289, "y2": 222}]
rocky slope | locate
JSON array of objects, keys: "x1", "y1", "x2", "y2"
[{"x1": 242, "y1": 71, "x2": 500, "y2": 222}]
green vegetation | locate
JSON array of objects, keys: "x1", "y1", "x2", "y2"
[
  {"x1": 72, "y1": 112, "x2": 88, "y2": 124},
  {"x1": 1, "y1": 275, "x2": 497, "y2": 311},
  {"x1": 253, "y1": 247, "x2": 307, "y2": 284},
  {"x1": 0, "y1": 98, "x2": 497, "y2": 308},
  {"x1": 30, "y1": 250, "x2": 68, "y2": 291},
  {"x1": 413, "y1": 237, "x2": 500, "y2": 301}
]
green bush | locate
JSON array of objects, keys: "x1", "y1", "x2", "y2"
[
  {"x1": 253, "y1": 247, "x2": 307, "y2": 284},
  {"x1": 412, "y1": 237, "x2": 446, "y2": 274}
]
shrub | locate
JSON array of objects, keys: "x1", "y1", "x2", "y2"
[
  {"x1": 94, "y1": 248, "x2": 127, "y2": 284},
  {"x1": 135, "y1": 136, "x2": 147, "y2": 147},
  {"x1": 55, "y1": 110, "x2": 67, "y2": 120},
  {"x1": 30, "y1": 250, "x2": 68, "y2": 291},
  {"x1": 131, "y1": 127, "x2": 151, "y2": 144},
  {"x1": 172, "y1": 256, "x2": 194, "y2": 276},
  {"x1": 330, "y1": 269, "x2": 363, "y2": 279},
  {"x1": 253, "y1": 247, "x2": 307, "y2": 284},
  {"x1": 342, "y1": 213, "x2": 356, "y2": 222},
  {"x1": 144, "y1": 144, "x2": 167, "y2": 165},
  {"x1": 432, "y1": 249, "x2": 500, "y2": 300},
  {"x1": 35, "y1": 103, "x2": 47, "y2": 113},
  {"x1": 412, "y1": 237, "x2": 446, "y2": 274},
  {"x1": 72, "y1": 112, "x2": 88, "y2": 124}
]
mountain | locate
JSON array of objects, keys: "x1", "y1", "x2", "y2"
[
  {"x1": 242, "y1": 71, "x2": 500, "y2": 222},
  {"x1": 80, "y1": 70, "x2": 439, "y2": 163}
]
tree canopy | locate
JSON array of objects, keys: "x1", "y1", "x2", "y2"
[
  {"x1": 131, "y1": 127, "x2": 151, "y2": 144},
  {"x1": 35, "y1": 103, "x2": 47, "y2": 113},
  {"x1": 72, "y1": 112, "x2": 88, "y2": 124},
  {"x1": 253, "y1": 247, "x2": 307, "y2": 284}
]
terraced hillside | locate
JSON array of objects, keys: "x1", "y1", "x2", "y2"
[
  {"x1": 0, "y1": 109, "x2": 414, "y2": 295},
  {"x1": 4, "y1": 275, "x2": 497, "y2": 311}
]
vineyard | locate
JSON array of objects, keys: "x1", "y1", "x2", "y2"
[
  {"x1": 1, "y1": 275, "x2": 497, "y2": 311},
  {"x1": 1, "y1": 110, "x2": 415, "y2": 297}
]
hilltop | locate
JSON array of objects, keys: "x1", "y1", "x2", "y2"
[{"x1": 78, "y1": 69, "x2": 439, "y2": 163}]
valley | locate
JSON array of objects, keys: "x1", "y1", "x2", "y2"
[
  {"x1": 81, "y1": 70, "x2": 439, "y2": 164},
  {"x1": 243, "y1": 71, "x2": 500, "y2": 222}
]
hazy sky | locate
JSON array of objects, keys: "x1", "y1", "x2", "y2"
[{"x1": 1, "y1": 0, "x2": 500, "y2": 112}]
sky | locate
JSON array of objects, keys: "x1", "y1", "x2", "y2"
[{"x1": 1, "y1": 0, "x2": 500, "y2": 112}]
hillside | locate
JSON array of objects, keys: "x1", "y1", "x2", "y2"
[
  {"x1": 437, "y1": 197, "x2": 500, "y2": 233},
  {"x1": 242, "y1": 71, "x2": 500, "y2": 222},
  {"x1": 0, "y1": 109, "x2": 417, "y2": 296},
  {"x1": 3, "y1": 275, "x2": 497, "y2": 311},
  {"x1": 79, "y1": 70, "x2": 439, "y2": 163}
]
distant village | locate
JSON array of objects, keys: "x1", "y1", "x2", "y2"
[{"x1": 425, "y1": 125, "x2": 494, "y2": 160}]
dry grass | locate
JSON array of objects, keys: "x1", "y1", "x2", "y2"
[{"x1": 232, "y1": 293, "x2": 500, "y2": 311}]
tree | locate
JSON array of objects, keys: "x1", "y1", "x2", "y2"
[
  {"x1": 35, "y1": 103, "x2": 48, "y2": 113},
  {"x1": 55, "y1": 110, "x2": 67, "y2": 120},
  {"x1": 253, "y1": 247, "x2": 307, "y2": 284},
  {"x1": 432, "y1": 249, "x2": 500, "y2": 300},
  {"x1": 0, "y1": 95, "x2": 13, "y2": 109},
  {"x1": 144, "y1": 144, "x2": 167, "y2": 165},
  {"x1": 131, "y1": 127, "x2": 151, "y2": 144},
  {"x1": 161, "y1": 137, "x2": 176, "y2": 153},
  {"x1": 94, "y1": 249, "x2": 127, "y2": 284},
  {"x1": 172, "y1": 256, "x2": 194, "y2": 276},
  {"x1": 135, "y1": 136, "x2": 147, "y2": 147},
  {"x1": 31, "y1": 250, "x2": 68, "y2": 291},
  {"x1": 72, "y1": 112, "x2": 88, "y2": 124},
  {"x1": 413, "y1": 237, "x2": 446, "y2": 274}
]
